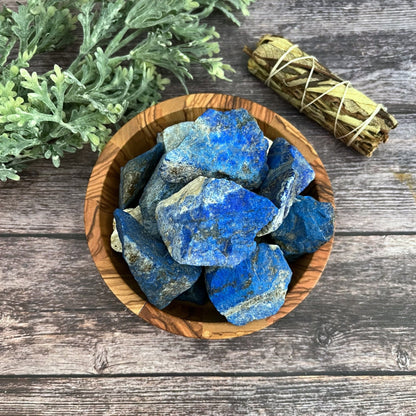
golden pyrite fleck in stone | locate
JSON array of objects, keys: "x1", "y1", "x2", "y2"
[{"x1": 244, "y1": 35, "x2": 398, "y2": 156}]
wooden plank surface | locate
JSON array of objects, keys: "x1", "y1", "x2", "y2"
[
  {"x1": 0, "y1": 376, "x2": 415, "y2": 416},
  {"x1": 1, "y1": 3, "x2": 415, "y2": 234},
  {"x1": 1, "y1": 235, "x2": 415, "y2": 375},
  {"x1": 1, "y1": 134, "x2": 415, "y2": 234},
  {"x1": 1, "y1": 0, "x2": 415, "y2": 414},
  {"x1": 1, "y1": 126, "x2": 415, "y2": 234}
]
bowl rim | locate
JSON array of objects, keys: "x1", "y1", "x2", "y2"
[{"x1": 84, "y1": 93, "x2": 335, "y2": 339}]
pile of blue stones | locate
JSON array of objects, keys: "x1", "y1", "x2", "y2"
[{"x1": 112, "y1": 109, "x2": 334, "y2": 326}]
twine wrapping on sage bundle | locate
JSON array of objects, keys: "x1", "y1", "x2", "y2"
[{"x1": 244, "y1": 35, "x2": 398, "y2": 156}]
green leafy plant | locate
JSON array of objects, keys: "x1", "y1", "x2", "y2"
[{"x1": 0, "y1": 0, "x2": 255, "y2": 181}]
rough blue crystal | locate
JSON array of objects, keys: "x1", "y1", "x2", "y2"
[
  {"x1": 258, "y1": 137, "x2": 315, "y2": 233},
  {"x1": 138, "y1": 156, "x2": 184, "y2": 237},
  {"x1": 268, "y1": 137, "x2": 315, "y2": 193},
  {"x1": 205, "y1": 243, "x2": 292, "y2": 326},
  {"x1": 256, "y1": 170, "x2": 295, "y2": 236},
  {"x1": 270, "y1": 195, "x2": 335, "y2": 261},
  {"x1": 155, "y1": 176, "x2": 279, "y2": 267},
  {"x1": 114, "y1": 209, "x2": 201, "y2": 309},
  {"x1": 111, "y1": 205, "x2": 142, "y2": 253},
  {"x1": 156, "y1": 121, "x2": 195, "y2": 152},
  {"x1": 177, "y1": 273, "x2": 209, "y2": 305},
  {"x1": 119, "y1": 142, "x2": 164, "y2": 209},
  {"x1": 159, "y1": 109, "x2": 269, "y2": 189}
]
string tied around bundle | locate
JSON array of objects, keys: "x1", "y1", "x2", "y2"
[{"x1": 263, "y1": 43, "x2": 386, "y2": 148}]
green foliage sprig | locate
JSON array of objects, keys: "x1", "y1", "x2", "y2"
[{"x1": 0, "y1": 0, "x2": 255, "y2": 181}]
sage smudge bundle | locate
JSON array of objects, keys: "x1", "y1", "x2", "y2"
[{"x1": 244, "y1": 35, "x2": 398, "y2": 156}]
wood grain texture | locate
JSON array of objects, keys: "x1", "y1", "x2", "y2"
[
  {"x1": 0, "y1": 376, "x2": 415, "y2": 416},
  {"x1": 84, "y1": 93, "x2": 335, "y2": 339},
  {"x1": 1, "y1": 122, "x2": 415, "y2": 234},
  {"x1": 1, "y1": 0, "x2": 415, "y2": 413},
  {"x1": 1, "y1": 3, "x2": 415, "y2": 234},
  {"x1": 1, "y1": 235, "x2": 415, "y2": 375}
]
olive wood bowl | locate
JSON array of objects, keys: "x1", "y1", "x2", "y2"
[{"x1": 84, "y1": 93, "x2": 335, "y2": 339}]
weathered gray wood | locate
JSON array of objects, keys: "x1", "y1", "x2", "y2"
[
  {"x1": 1, "y1": 235, "x2": 415, "y2": 375},
  {"x1": 2, "y1": 124, "x2": 415, "y2": 234},
  {"x1": 1, "y1": 0, "x2": 416, "y2": 414},
  {"x1": 0, "y1": 149, "x2": 95, "y2": 234},
  {"x1": 1, "y1": 2, "x2": 415, "y2": 234},
  {"x1": 0, "y1": 111, "x2": 415, "y2": 234},
  {"x1": 0, "y1": 375, "x2": 415, "y2": 416}
]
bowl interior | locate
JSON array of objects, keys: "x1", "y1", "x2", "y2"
[{"x1": 85, "y1": 93, "x2": 334, "y2": 339}]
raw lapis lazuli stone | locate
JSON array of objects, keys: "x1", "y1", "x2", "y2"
[
  {"x1": 268, "y1": 137, "x2": 315, "y2": 194},
  {"x1": 159, "y1": 109, "x2": 269, "y2": 190},
  {"x1": 256, "y1": 170, "x2": 295, "y2": 236},
  {"x1": 205, "y1": 243, "x2": 292, "y2": 326},
  {"x1": 270, "y1": 195, "x2": 335, "y2": 261},
  {"x1": 257, "y1": 137, "x2": 315, "y2": 234},
  {"x1": 156, "y1": 121, "x2": 195, "y2": 153},
  {"x1": 119, "y1": 142, "x2": 164, "y2": 209},
  {"x1": 177, "y1": 273, "x2": 209, "y2": 305},
  {"x1": 155, "y1": 176, "x2": 279, "y2": 267},
  {"x1": 111, "y1": 205, "x2": 142, "y2": 253},
  {"x1": 114, "y1": 209, "x2": 201, "y2": 309},
  {"x1": 138, "y1": 156, "x2": 184, "y2": 237}
]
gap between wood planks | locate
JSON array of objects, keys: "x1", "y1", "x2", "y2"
[{"x1": 0, "y1": 371, "x2": 416, "y2": 379}]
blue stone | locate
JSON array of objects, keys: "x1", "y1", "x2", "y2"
[
  {"x1": 177, "y1": 274, "x2": 209, "y2": 305},
  {"x1": 157, "y1": 121, "x2": 195, "y2": 152},
  {"x1": 114, "y1": 209, "x2": 202, "y2": 309},
  {"x1": 268, "y1": 137, "x2": 315, "y2": 194},
  {"x1": 159, "y1": 109, "x2": 269, "y2": 189},
  {"x1": 155, "y1": 176, "x2": 279, "y2": 267},
  {"x1": 256, "y1": 170, "x2": 295, "y2": 236},
  {"x1": 205, "y1": 243, "x2": 292, "y2": 326},
  {"x1": 111, "y1": 205, "x2": 143, "y2": 253},
  {"x1": 270, "y1": 195, "x2": 335, "y2": 261},
  {"x1": 119, "y1": 142, "x2": 164, "y2": 209},
  {"x1": 138, "y1": 156, "x2": 184, "y2": 237},
  {"x1": 258, "y1": 137, "x2": 315, "y2": 232}
]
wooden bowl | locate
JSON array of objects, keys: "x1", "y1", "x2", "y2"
[{"x1": 84, "y1": 93, "x2": 334, "y2": 339}]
